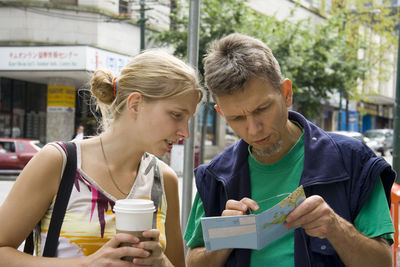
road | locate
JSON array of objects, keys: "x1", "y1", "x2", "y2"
[{"x1": 0, "y1": 154, "x2": 393, "y2": 206}]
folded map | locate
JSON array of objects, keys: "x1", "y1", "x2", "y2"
[{"x1": 201, "y1": 185, "x2": 306, "y2": 251}]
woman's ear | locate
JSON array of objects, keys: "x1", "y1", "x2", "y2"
[{"x1": 126, "y1": 92, "x2": 143, "y2": 115}]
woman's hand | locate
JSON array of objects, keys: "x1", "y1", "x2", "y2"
[
  {"x1": 83, "y1": 233, "x2": 150, "y2": 267},
  {"x1": 131, "y1": 229, "x2": 170, "y2": 267}
]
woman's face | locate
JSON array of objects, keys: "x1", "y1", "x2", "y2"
[{"x1": 135, "y1": 90, "x2": 199, "y2": 157}]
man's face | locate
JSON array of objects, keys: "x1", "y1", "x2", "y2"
[{"x1": 215, "y1": 77, "x2": 292, "y2": 158}]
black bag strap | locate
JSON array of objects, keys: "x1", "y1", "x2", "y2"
[
  {"x1": 43, "y1": 142, "x2": 77, "y2": 257},
  {"x1": 24, "y1": 142, "x2": 77, "y2": 257}
]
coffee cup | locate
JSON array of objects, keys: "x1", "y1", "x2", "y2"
[{"x1": 113, "y1": 199, "x2": 156, "y2": 261}]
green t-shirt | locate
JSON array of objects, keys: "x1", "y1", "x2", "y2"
[{"x1": 184, "y1": 134, "x2": 394, "y2": 266}]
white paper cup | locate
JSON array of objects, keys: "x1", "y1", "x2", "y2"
[
  {"x1": 114, "y1": 199, "x2": 155, "y2": 232},
  {"x1": 113, "y1": 199, "x2": 155, "y2": 261}
]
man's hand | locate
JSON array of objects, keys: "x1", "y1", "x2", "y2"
[
  {"x1": 222, "y1": 197, "x2": 260, "y2": 216},
  {"x1": 285, "y1": 195, "x2": 338, "y2": 239},
  {"x1": 285, "y1": 195, "x2": 392, "y2": 267}
]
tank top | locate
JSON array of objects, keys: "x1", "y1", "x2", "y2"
[{"x1": 33, "y1": 142, "x2": 167, "y2": 257}]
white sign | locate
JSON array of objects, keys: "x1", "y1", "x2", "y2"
[
  {"x1": 0, "y1": 46, "x2": 132, "y2": 74},
  {"x1": 170, "y1": 144, "x2": 184, "y2": 175},
  {"x1": 86, "y1": 47, "x2": 131, "y2": 74}
]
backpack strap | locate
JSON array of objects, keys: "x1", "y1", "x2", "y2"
[{"x1": 24, "y1": 142, "x2": 77, "y2": 257}]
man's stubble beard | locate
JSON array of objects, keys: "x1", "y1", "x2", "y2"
[{"x1": 252, "y1": 140, "x2": 282, "y2": 157}]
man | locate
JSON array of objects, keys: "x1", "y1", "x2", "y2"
[
  {"x1": 184, "y1": 33, "x2": 395, "y2": 267},
  {"x1": 0, "y1": 143, "x2": 6, "y2": 153}
]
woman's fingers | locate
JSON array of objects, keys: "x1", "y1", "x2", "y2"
[
  {"x1": 106, "y1": 233, "x2": 139, "y2": 248},
  {"x1": 142, "y1": 229, "x2": 160, "y2": 241},
  {"x1": 131, "y1": 229, "x2": 164, "y2": 266}
]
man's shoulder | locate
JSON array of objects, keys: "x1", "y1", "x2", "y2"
[{"x1": 327, "y1": 132, "x2": 374, "y2": 156}]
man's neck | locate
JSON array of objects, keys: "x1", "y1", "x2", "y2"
[{"x1": 252, "y1": 120, "x2": 302, "y2": 164}]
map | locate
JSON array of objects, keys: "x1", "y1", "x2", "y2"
[{"x1": 201, "y1": 185, "x2": 306, "y2": 251}]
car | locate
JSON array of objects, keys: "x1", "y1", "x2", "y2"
[
  {"x1": 0, "y1": 138, "x2": 43, "y2": 175},
  {"x1": 329, "y1": 131, "x2": 368, "y2": 143},
  {"x1": 363, "y1": 129, "x2": 393, "y2": 156}
]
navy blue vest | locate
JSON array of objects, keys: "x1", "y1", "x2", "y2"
[{"x1": 195, "y1": 111, "x2": 395, "y2": 267}]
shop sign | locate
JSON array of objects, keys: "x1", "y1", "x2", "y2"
[
  {"x1": 362, "y1": 102, "x2": 378, "y2": 116},
  {"x1": 47, "y1": 85, "x2": 75, "y2": 111},
  {"x1": 0, "y1": 46, "x2": 132, "y2": 74},
  {"x1": 0, "y1": 47, "x2": 85, "y2": 70}
]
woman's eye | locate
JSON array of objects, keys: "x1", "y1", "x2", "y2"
[{"x1": 171, "y1": 112, "x2": 182, "y2": 119}]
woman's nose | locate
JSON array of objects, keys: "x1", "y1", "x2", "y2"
[{"x1": 177, "y1": 121, "x2": 190, "y2": 139}]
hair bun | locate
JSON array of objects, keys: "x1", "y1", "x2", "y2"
[{"x1": 91, "y1": 70, "x2": 115, "y2": 105}]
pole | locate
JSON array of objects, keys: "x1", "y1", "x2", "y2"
[
  {"x1": 393, "y1": 29, "x2": 400, "y2": 183},
  {"x1": 139, "y1": 0, "x2": 146, "y2": 51},
  {"x1": 338, "y1": 16, "x2": 346, "y2": 131},
  {"x1": 338, "y1": 92, "x2": 342, "y2": 130},
  {"x1": 181, "y1": 0, "x2": 200, "y2": 233}
]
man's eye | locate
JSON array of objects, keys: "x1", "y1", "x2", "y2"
[
  {"x1": 254, "y1": 107, "x2": 267, "y2": 114},
  {"x1": 231, "y1": 116, "x2": 244, "y2": 121}
]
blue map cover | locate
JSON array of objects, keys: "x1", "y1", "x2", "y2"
[{"x1": 201, "y1": 186, "x2": 306, "y2": 251}]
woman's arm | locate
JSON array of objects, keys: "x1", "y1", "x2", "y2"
[
  {"x1": 161, "y1": 162, "x2": 185, "y2": 267},
  {"x1": 0, "y1": 145, "x2": 63, "y2": 249},
  {"x1": 0, "y1": 144, "x2": 151, "y2": 267}
]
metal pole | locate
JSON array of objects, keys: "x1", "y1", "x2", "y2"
[
  {"x1": 393, "y1": 29, "x2": 400, "y2": 183},
  {"x1": 139, "y1": 0, "x2": 146, "y2": 51},
  {"x1": 338, "y1": 92, "x2": 342, "y2": 130},
  {"x1": 338, "y1": 16, "x2": 346, "y2": 131},
  {"x1": 181, "y1": 0, "x2": 200, "y2": 233}
]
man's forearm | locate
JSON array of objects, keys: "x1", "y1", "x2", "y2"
[
  {"x1": 186, "y1": 247, "x2": 233, "y2": 267},
  {"x1": 328, "y1": 214, "x2": 392, "y2": 267}
]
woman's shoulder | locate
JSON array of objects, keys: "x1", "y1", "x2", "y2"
[{"x1": 158, "y1": 160, "x2": 178, "y2": 181}]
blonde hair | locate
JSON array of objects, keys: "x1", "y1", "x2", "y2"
[
  {"x1": 204, "y1": 33, "x2": 283, "y2": 97},
  {"x1": 91, "y1": 50, "x2": 203, "y2": 130}
]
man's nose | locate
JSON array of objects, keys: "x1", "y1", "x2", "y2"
[{"x1": 247, "y1": 116, "x2": 261, "y2": 136}]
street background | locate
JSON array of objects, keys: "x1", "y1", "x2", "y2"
[{"x1": 0, "y1": 153, "x2": 394, "y2": 213}]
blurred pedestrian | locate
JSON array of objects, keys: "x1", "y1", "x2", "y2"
[{"x1": 72, "y1": 124, "x2": 85, "y2": 141}]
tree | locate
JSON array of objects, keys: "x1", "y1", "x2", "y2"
[{"x1": 152, "y1": 0, "x2": 399, "y2": 160}]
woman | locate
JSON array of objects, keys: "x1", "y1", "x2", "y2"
[{"x1": 0, "y1": 50, "x2": 203, "y2": 266}]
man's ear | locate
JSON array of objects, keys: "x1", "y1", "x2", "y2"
[
  {"x1": 214, "y1": 104, "x2": 224, "y2": 116},
  {"x1": 281, "y1": 79, "x2": 293, "y2": 107},
  {"x1": 126, "y1": 92, "x2": 143, "y2": 115}
]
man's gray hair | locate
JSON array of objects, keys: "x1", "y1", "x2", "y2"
[{"x1": 204, "y1": 33, "x2": 283, "y2": 97}]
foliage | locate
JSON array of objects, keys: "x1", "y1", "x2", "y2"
[{"x1": 152, "y1": 0, "x2": 399, "y2": 119}]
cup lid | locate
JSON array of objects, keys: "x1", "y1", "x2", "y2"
[{"x1": 113, "y1": 199, "x2": 155, "y2": 213}]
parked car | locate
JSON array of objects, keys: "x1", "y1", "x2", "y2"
[
  {"x1": 329, "y1": 131, "x2": 369, "y2": 143},
  {"x1": 364, "y1": 129, "x2": 393, "y2": 156},
  {"x1": 0, "y1": 138, "x2": 43, "y2": 174}
]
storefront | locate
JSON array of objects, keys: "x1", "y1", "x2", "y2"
[
  {"x1": 0, "y1": 46, "x2": 132, "y2": 143},
  {"x1": 0, "y1": 78, "x2": 47, "y2": 143}
]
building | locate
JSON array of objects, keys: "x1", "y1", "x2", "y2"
[
  {"x1": 0, "y1": 0, "x2": 169, "y2": 143},
  {"x1": 250, "y1": 0, "x2": 398, "y2": 133}
]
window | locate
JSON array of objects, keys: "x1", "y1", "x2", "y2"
[
  {"x1": 50, "y1": 0, "x2": 77, "y2": 4},
  {"x1": 0, "y1": 141, "x2": 16, "y2": 153}
]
